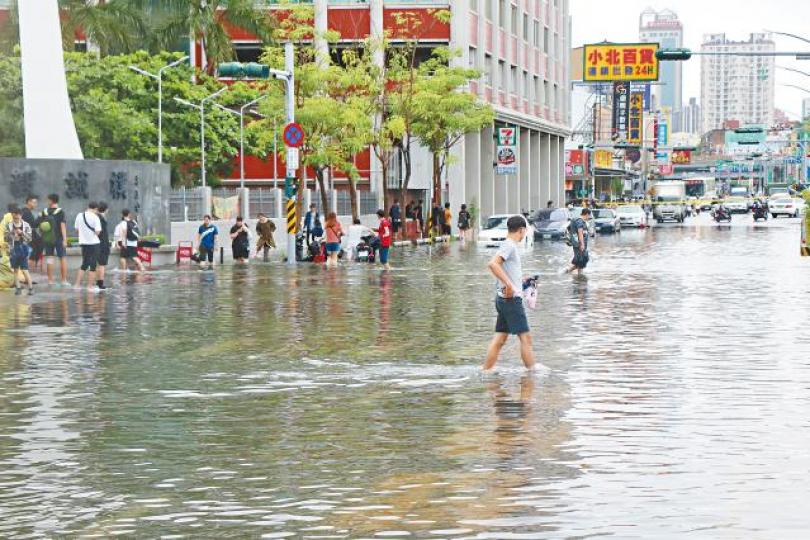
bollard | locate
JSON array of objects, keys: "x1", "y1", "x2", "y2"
[{"x1": 220, "y1": 246, "x2": 224, "y2": 265}]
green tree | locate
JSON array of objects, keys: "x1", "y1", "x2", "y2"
[
  {"x1": 0, "y1": 52, "x2": 23, "y2": 157},
  {"x1": 411, "y1": 48, "x2": 494, "y2": 205},
  {"x1": 60, "y1": 0, "x2": 147, "y2": 56}
]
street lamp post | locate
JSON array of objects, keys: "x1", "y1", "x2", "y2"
[
  {"x1": 129, "y1": 56, "x2": 189, "y2": 163},
  {"x1": 213, "y1": 96, "x2": 268, "y2": 189},
  {"x1": 174, "y1": 87, "x2": 227, "y2": 187}
]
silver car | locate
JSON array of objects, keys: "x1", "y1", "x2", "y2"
[{"x1": 593, "y1": 208, "x2": 621, "y2": 233}]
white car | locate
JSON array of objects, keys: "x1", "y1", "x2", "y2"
[
  {"x1": 478, "y1": 214, "x2": 535, "y2": 249},
  {"x1": 616, "y1": 205, "x2": 648, "y2": 228},
  {"x1": 767, "y1": 192, "x2": 791, "y2": 208},
  {"x1": 724, "y1": 197, "x2": 749, "y2": 213},
  {"x1": 770, "y1": 197, "x2": 806, "y2": 218}
]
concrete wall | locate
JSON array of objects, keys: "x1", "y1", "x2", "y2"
[{"x1": 0, "y1": 158, "x2": 171, "y2": 236}]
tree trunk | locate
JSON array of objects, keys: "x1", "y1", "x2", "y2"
[
  {"x1": 347, "y1": 174, "x2": 359, "y2": 223},
  {"x1": 316, "y1": 167, "x2": 329, "y2": 213},
  {"x1": 380, "y1": 155, "x2": 389, "y2": 213},
  {"x1": 432, "y1": 152, "x2": 442, "y2": 207},
  {"x1": 399, "y1": 141, "x2": 412, "y2": 231}
]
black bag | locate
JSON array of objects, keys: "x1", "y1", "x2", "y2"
[{"x1": 139, "y1": 239, "x2": 161, "y2": 248}]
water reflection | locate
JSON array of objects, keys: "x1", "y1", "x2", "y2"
[{"x1": 1, "y1": 215, "x2": 809, "y2": 537}]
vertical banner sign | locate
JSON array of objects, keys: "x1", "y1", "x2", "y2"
[
  {"x1": 496, "y1": 127, "x2": 518, "y2": 175},
  {"x1": 628, "y1": 92, "x2": 644, "y2": 145},
  {"x1": 657, "y1": 120, "x2": 668, "y2": 147},
  {"x1": 611, "y1": 81, "x2": 630, "y2": 142}
]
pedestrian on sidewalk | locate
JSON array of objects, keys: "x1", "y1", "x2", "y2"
[
  {"x1": 457, "y1": 203, "x2": 472, "y2": 242},
  {"x1": 255, "y1": 213, "x2": 276, "y2": 261},
  {"x1": 4, "y1": 206, "x2": 34, "y2": 295},
  {"x1": 483, "y1": 215, "x2": 536, "y2": 372},
  {"x1": 414, "y1": 200, "x2": 424, "y2": 237},
  {"x1": 96, "y1": 201, "x2": 111, "y2": 289},
  {"x1": 229, "y1": 216, "x2": 251, "y2": 264},
  {"x1": 443, "y1": 202, "x2": 452, "y2": 236},
  {"x1": 303, "y1": 204, "x2": 319, "y2": 246},
  {"x1": 431, "y1": 201, "x2": 443, "y2": 237},
  {"x1": 40, "y1": 194, "x2": 68, "y2": 286},
  {"x1": 324, "y1": 212, "x2": 343, "y2": 268},
  {"x1": 389, "y1": 200, "x2": 402, "y2": 241},
  {"x1": 196, "y1": 215, "x2": 218, "y2": 270},
  {"x1": 566, "y1": 207, "x2": 590, "y2": 275},
  {"x1": 115, "y1": 209, "x2": 145, "y2": 273},
  {"x1": 20, "y1": 195, "x2": 41, "y2": 271},
  {"x1": 73, "y1": 201, "x2": 102, "y2": 291},
  {"x1": 376, "y1": 209, "x2": 392, "y2": 270}
]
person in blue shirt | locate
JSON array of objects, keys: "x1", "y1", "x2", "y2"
[{"x1": 196, "y1": 215, "x2": 218, "y2": 270}]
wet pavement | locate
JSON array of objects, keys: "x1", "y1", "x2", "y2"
[{"x1": 1, "y1": 213, "x2": 809, "y2": 538}]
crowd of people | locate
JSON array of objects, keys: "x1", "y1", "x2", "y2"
[{"x1": 1, "y1": 194, "x2": 146, "y2": 294}]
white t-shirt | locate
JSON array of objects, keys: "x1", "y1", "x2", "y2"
[
  {"x1": 344, "y1": 224, "x2": 374, "y2": 250},
  {"x1": 494, "y1": 238, "x2": 523, "y2": 298},
  {"x1": 74, "y1": 211, "x2": 101, "y2": 246},
  {"x1": 114, "y1": 220, "x2": 128, "y2": 247}
]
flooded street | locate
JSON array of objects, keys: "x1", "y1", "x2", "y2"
[{"x1": 1, "y1": 213, "x2": 809, "y2": 538}]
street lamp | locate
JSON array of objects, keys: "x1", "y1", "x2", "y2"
[
  {"x1": 212, "y1": 95, "x2": 269, "y2": 189},
  {"x1": 764, "y1": 29, "x2": 810, "y2": 46},
  {"x1": 777, "y1": 66, "x2": 810, "y2": 78},
  {"x1": 174, "y1": 87, "x2": 227, "y2": 188},
  {"x1": 129, "y1": 56, "x2": 189, "y2": 163}
]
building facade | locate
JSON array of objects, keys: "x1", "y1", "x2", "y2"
[
  {"x1": 213, "y1": 0, "x2": 573, "y2": 216},
  {"x1": 639, "y1": 8, "x2": 682, "y2": 131},
  {"x1": 802, "y1": 97, "x2": 810, "y2": 120},
  {"x1": 682, "y1": 96, "x2": 701, "y2": 134},
  {"x1": 700, "y1": 33, "x2": 775, "y2": 133}
]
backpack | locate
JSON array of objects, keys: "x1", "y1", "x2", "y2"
[
  {"x1": 126, "y1": 220, "x2": 140, "y2": 242},
  {"x1": 38, "y1": 208, "x2": 60, "y2": 247},
  {"x1": 458, "y1": 210, "x2": 470, "y2": 229},
  {"x1": 566, "y1": 218, "x2": 583, "y2": 249},
  {"x1": 312, "y1": 218, "x2": 324, "y2": 238}
]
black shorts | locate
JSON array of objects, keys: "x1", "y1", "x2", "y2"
[
  {"x1": 571, "y1": 248, "x2": 589, "y2": 269},
  {"x1": 44, "y1": 243, "x2": 67, "y2": 258},
  {"x1": 495, "y1": 296, "x2": 530, "y2": 335},
  {"x1": 232, "y1": 243, "x2": 250, "y2": 260},
  {"x1": 392, "y1": 220, "x2": 401, "y2": 233},
  {"x1": 80, "y1": 244, "x2": 99, "y2": 271},
  {"x1": 98, "y1": 245, "x2": 110, "y2": 266}
]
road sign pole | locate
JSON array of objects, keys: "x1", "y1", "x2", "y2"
[{"x1": 284, "y1": 41, "x2": 297, "y2": 266}]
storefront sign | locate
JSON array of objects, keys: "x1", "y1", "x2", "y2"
[
  {"x1": 657, "y1": 120, "x2": 668, "y2": 147},
  {"x1": 594, "y1": 149, "x2": 613, "y2": 169},
  {"x1": 612, "y1": 81, "x2": 630, "y2": 141},
  {"x1": 672, "y1": 149, "x2": 692, "y2": 164},
  {"x1": 628, "y1": 92, "x2": 644, "y2": 145},
  {"x1": 583, "y1": 43, "x2": 660, "y2": 82},
  {"x1": 496, "y1": 127, "x2": 518, "y2": 175}
]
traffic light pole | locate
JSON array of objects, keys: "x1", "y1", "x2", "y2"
[{"x1": 274, "y1": 42, "x2": 298, "y2": 266}]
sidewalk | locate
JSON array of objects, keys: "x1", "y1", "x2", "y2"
[{"x1": 393, "y1": 235, "x2": 451, "y2": 247}]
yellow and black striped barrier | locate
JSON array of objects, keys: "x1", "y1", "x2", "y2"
[{"x1": 286, "y1": 199, "x2": 297, "y2": 235}]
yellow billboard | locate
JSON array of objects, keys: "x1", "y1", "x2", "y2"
[
  {"x1": 583, "y1": 43, "x2": 659, "y2": 82},
  {"x1": 594, "y1": 150, "x2": 613, "y2": 169}
]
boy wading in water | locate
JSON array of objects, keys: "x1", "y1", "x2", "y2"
[{"x1": 483, "y1": 216, "x2": 536, "y2": 372}]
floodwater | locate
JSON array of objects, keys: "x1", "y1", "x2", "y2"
[{"x1": 1, "y1": 213, "x2": 809, "y2": 539}]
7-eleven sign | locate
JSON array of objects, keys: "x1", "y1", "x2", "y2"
[{"x1": 498, "y1": 127, "x2": 516, "y2": 146}]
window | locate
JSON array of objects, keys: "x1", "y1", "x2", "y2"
[
  {"x1": 485, "y1": 53, "x2": 493, "y2": 85},
  {"x1": 499, "y1": 60, "x2": 506, "y2": 89},
  {"x1": 544, "y1": 80, "x2": 550, "y2": 106},
  {"x1": 511, "y1": 65, "x2": 518, "y2": 94},
  {"x1": 534, "y1": 75, "x2": 540, "y2": 105},
  {"x1": 471, "y1": 0, "x2": 478, "y2": 11},
  {"x1": 486, "y1": 0, "x2": 493, "y2": 19},
  {"x1": 554, "y1": 32, "x2": 559, "y2": 59},
  {"x1": 553, "y1": 83, "x2": 559, "y2": 110},
  {"x1": 469, "y1": 47, "x2": 478, "y2": 69},
  {"x1": 499, "y1": 0, "x2": 507, "y2": 28},
  {"x1": 511, "y1": 4, "x2": 518, "y2": 35},
  {"x1": 523, "y1": 13, "x2": 529, "y2": 41},
  {"x1": 533, "y1": 20, "x2": 540, "y2": 47},
  {"x1": 543, "y1": 26, "x2": 549, "y2": 53},
  {"x1": 523, "y1": 70, "x2": 528, "y2": 98}
]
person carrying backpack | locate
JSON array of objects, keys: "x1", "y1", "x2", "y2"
[
  {"x1": 457, "y1": 203, "x2": 472, "y2": 242},
  {"x1": 566, "y1": 207, "x2": 590, "y2": 275},
  {"x1": 4, "y1": 206, "x2": 34, "y2": 295},
  {"x1": 39, "y1": 193, "x2": 69, "y2": 286}
]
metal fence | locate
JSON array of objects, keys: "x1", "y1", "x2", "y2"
[
  {"x1": 169, "y1": 187, "x2": 205, "y2": 222},
  {"x1": 249, "y1": 188, "x2": 280, "y2": 218},
  {"x1": 336, "y1": 191, "x2": 353, "y2": 217}
]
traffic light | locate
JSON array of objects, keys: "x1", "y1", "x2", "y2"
[
  {"x1": 217, "y1": 62, "x2": 270, "y2": 79},
  {"x1": 656, "y1": 48, "x2": 693, "y2": 61}
]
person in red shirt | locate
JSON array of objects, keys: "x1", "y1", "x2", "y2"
[{"x1": 376, "y1": 209, "x2": 392, "y2": 270}]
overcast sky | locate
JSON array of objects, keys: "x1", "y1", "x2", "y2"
[{"x1": 570, "y1": 0, "x2": 810, "y2": 119}]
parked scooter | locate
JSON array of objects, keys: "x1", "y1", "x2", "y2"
[{"x1": 354, "y1": 234, "x2": 379, "y2": 263}]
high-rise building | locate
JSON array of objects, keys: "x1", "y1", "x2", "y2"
[
  {"x1": 802, "y1": 97, "x2": 810, "y2": 120},
  {"x1": 682, "y1": 97, "x2": 702, "y2": 134},
  {"x1": 639, "y1": 8, "x2": 683, "y2": 130},
  {"x1": 700, "y1": 33, "x2": 775, "y2": 133}
]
